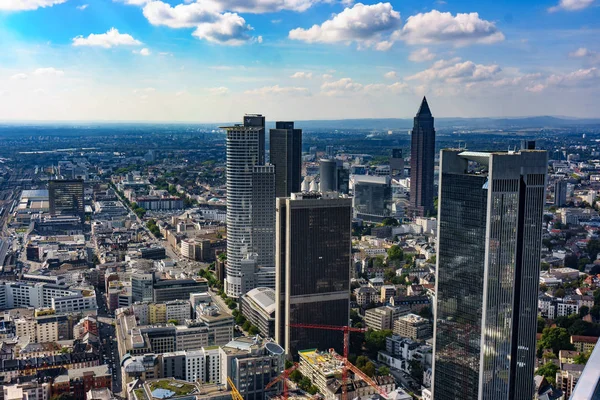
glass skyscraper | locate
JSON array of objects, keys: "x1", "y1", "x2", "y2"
[
  {"x1": 48, "y1": 179, "x2": 85, "y2": 220},
  {"x1": 275, "y1": 192, "x2": 352, "y2": 358},
  {"x1": 432, "y1": 149, "x2": 547, "y2": 400},
  {"x1": 269, "y1": 121, "x2": 302, "y2": 198},
  {"x1": 409, "y1": 97, "x2": 436, "y2": 218}
]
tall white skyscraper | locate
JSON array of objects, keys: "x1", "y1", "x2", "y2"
[{"x1": 223, "y1": 115, "x2": 275, "y2": 299}]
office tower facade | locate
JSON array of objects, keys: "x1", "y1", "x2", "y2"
[
  {"x1": 223, "y1": 124, "x2": 262, "y2": 298},
  {"x1": 555, "y1": 180, "x2": 567, "y2": 206},
  {"x1": 131, "y1": 271, "x2": 154, "y2": 303},
  {"x1": 352, "y1": 175, "x2": 392, "y2": 222},
  {"x1": 251, "y1": 165, "x2": 275, "y2": 267},
  {"x1": 275, "y1": 192, "x2": 352, "y2": 358},
  {"x1": 244, "y1": 114, "x2": 265, "y2": 165},
  {"x1": 390, "y1": 148, "x2": 404, "y2": 176},
  {"x1": 409, "y1": 97, "x2": 436, "y2": 218},
  {"x1": 270, "y1": 121, "x2": 302, "y2": 198},
  {"x1": 319, "y1": 159, "x2": 338, "y2": 192},
  {"x1": 432, "y1": 149, "x2": 547, "y2": 400},
  {"x1": 48, "y1": 179, "x2": 85, "y2": 220}
]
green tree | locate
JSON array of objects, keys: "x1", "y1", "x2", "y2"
[
  {"x1": 587, "y1": 239, "x2": 600, "y2": 260},
  {"x1": 590, "y1": 305, "x2": 600, "y2": 319},
  {"x1": 381, "y1": 217, "x2": 399, "y2": 226},
  {"x1": 418, "y1": 306, "x2": 432, "y2": 319},
  {"x1": 308, "y1": 385, "x2": 319, "y2": 395},
  {"x1": 387, "y1": 245, "x2": 404, "y2": 262},
  {"x1": 554, "y1": 288, "x2": 566, "y2": 298},
  {"x1": 362, "y1": 362, "x2": 376, "y2": 377},
  {"x1": 377, "y1": 366, "x2": 390, "y2": 376},
  {"x1": 285, "y1": 360, "x2": 294, "y2": 369},
  {"x1": 365, "y1": 329, "x2": 393, "y2": 356},
  {"x1": 537, "y1": 316, "x2": 546, "y2": 334},
  {"x1": 536, "y1": 362, "x2": 559, "y2": 385},
  {"x1": 580, "y1": 305, "x2": 590, "y2": 317},
  {"x1": 574, "y1": 352, "x2": 591, "y2": 364},
  {"x1": 537, "y1": 327, "x2": 575, "y2": 355},
  {"x1": 242, "y1": 321, "x2": 251, "y2": 331},
  {"x1": 355, "y1": 355, "x2": 370, "y2": 369},
  {"x1": 248, "y1": 325, "x2": 260, "y2": 335},
  {"x1": 167, "y1": 319, "x2": 178, "y2": 325},
  {"x1": 290, "y1": 370, "x2": 302, "y2": 383},
  {"x1": 409, "y1": 359, "x2": 424, "y2": 384}
]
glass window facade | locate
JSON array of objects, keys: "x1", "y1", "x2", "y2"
[{"x1": 48, "y1": 179, "x2": 85, "y2": 219}]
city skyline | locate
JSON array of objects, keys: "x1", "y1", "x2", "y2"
[{"x1": 0, "y1": 0, "x2": 599, "y2": 121}]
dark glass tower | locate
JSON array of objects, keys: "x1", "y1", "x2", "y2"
[
  {"x1": 432, "y1": 149, "x2": 547, "y2": 400},
  {"x1": 244, "y1": 114, "x2": 266, "y2": 165},
  {"x1": 270, "y1": 121, "x2": 302, "y2": 198},
  {"x1": 275, "y1": 192, "x2": 351, "y2": 358},
  {"x1": 409, "y1": 97, "x2": 436, "y2": 218},
  {"x1": 48, "y1": 179, "x2": 85, "y2": 220}
]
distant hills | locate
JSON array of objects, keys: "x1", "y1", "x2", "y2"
[{"x1": 288, "y1": 116, "x2": 600, "y2": 130}]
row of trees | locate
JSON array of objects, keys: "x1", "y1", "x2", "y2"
[{"x1": 146, "y1": 219, "x2": 162, "y2": 238}]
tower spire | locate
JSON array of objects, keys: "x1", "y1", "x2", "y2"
[{"x1": 416, "y1": 96, "x2": 432, "y2": 117}]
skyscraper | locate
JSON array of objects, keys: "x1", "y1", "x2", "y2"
[
  {"x1": 390, "y1": 148, "x2": 404, "y2": 177},
  {"x1": 432, "y1": 149, "x2": 547, "y2": 400},
  {"x1": 269, "y1": 121, "x2": 302, "y2": 198},
  {"x1": 555, "y1": 179, "x2": 567, "y2": 206},
  {"x1": 223, "y1": 119, "x2": 269, "y2": 298},
  {"x1": 275, "y1": 192, "x2": 352, "y2": 358},
  {"x1": 244, "y1": 114, "x2": 266, "y2": 165},
  {"x1": 48, "y1": 179, "x2": 85, "y2": 220},
  {"x1": 409, "y1": 97, "x2": 436, "y2": 218},
  {"x1": 319, "y1": 158, "x2": 338, "y2": 192},
  {"x1": 251, "y1": 165, "x2": 275, "y2": 268}
]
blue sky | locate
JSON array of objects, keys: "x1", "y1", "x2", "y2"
[{"x1": 0, "y1": 0, "x2": 599, "y2": 121}]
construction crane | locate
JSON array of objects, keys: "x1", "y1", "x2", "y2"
[
  {"x1": 328, "y1": 348, "x2": 389, "y2": 399},
  {"x1": 288, "y1": 323, "x2": 367, "y2": 400},
  {"x1": 227, "y1": 377, "x2": 244, "y2": 400},
  {"x1": 265, "y1": 362, "x2": 299, "y2": 400}
]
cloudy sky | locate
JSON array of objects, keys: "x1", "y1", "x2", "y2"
[{"x1": 0, "y1": 0, "x2": 599, "y2": 122}]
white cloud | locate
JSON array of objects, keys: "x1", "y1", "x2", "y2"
[
  {"x1": 289, "y1": 2, "x2": 402, "y2": 50},
  {"x1": 407, "y1": 58, "x2": 502, "y2": 84},
  {"x1": 76, "y1": 4, "x2": 88, "y2": 10},
  {"x1": 409, "y1": 48, "x2": 436, "y2": 62},
  {"x1": 322, "y1": 73, "x2": 333, "y2": 79},
  {"x1": 10, "y1": 73, "x2": 28, "y2": 80},
  {"x1": 72, "y1": 28, "x2": 142, "y2": 48},
  {"x1": 34, "y1": 67, "x2": 64, "y2": 76},
  {"x1": 291, "y1": 72, "x2": 313, "y2": 79},
  {"x1": 548, "y1": 0, "x2": 595, "y2": 12},
  {"x1": 546, "y1": 67, "x2": 600, "y2": 87},
  {"x1": 133, "y1": 87, "x2": 156, "y2": 94},
  {"x1": 209, "y1": 87, "x2": 230, "y2": 95},
  {"x1": 398, "y1": 10, "x2": 505, "y2": 46},
  {"x1": 0, "y1": 0, "x2": 67, "y2": 11},
  {"x1": 114, "y1": 0, "x2": 149, "y2": 5},
  {"x1": 271, "y1": 19, "x2": 282, "y2": 24},
  {"x1": 321, "y1": 77, "x2": 410, "y2": 96},
  {"x1": 384, "y1": 71, "x2": 397, "y2": 79},
  {"x1": 133, "y1": 47, "x2": 151, "y2": 55},
  {"x1": 192, "y1": 13, "x2": 254, "y2": 45},
  {"x1": 525, "y1": 84, "x2": 546, "y2": 93},
  {"x1": 213, "y1": 0, "x2": 319, "y2": 13},
  {"x1": 175, "y1": 90, "x2": 187, "y2": 96},
  {"x1": 569, "y1": 47, "x2": 600, "y2": 63},
  {"x1": 142, "y1": 1, "x2": 221, "y2": 28},
  {"x1": 244, "y1": 85, "x2": 310, "y2": 95}
]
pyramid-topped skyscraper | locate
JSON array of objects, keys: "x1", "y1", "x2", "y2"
[{"x1": 409, "y1": 97, "x2": 436, "y2": 218}]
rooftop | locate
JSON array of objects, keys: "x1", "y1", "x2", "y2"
[{"x1": 243, "y1": 287, "x2": 275, "y2": 315}]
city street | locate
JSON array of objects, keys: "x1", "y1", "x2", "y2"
[{"x1": 96, "y1": 289, "x2": 122, "y2": 395}]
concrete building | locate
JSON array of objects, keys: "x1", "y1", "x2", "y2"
[
  {"x1": 364, "y1": 306, "x2": 409, "y2": 331},
  {"x1": 555, "y1": 180, "x2": 567, "y2": 207},
  {"x1": 220, "y1": 337, "x2": 284, "y2": 400},
  {"x1": 393, "y1": 313, "x2": 432, "y2": 341},
  {"x1": 3, "y1": 381, "x2": 51, "y2": 400},
  {"x1": 270, "y1": 121, "x2": 302, "y2": 198},
  {"x1": 409, "y1": 97, "x2": 436, "y2": 218},
  {"x1": 432, "y1": 149, "x2": 547, "y2": 400},
  {"x1": 52, "y1": 365, "x2": 112, "y2": 400},
  {"x1": 570, "y1": 337, "x2": 600, "y2": 399},
  {"x1": 240, "y1": 287, "x2": 276, "y2": 338},
  {"x1": 275, "y1": 192, "x2": 352, "y2": 358},
  {"x1": 556, "y1": 365, "x2": 584, "y2": 399},
  {"x1": 131, "y1": 272, "x2": 154, "y2": 303},
  {"x1": 165, "y1": 300, "x2": 190, "y2": 324},
  {"x1": 251, "y1": 164, "x2": 276, "y2": 268},
  {"x1": 390, "y1": 148, "x2": 404, "y2": 177},
  {"x1": 353, "y1": 286, "x2": 378, "y2": 307},
  {"x1": 153, "y1": 279, "x2": 208, "y2": 302}
]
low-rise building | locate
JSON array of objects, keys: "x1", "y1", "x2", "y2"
[
  {"x1": 571, "y1": 335, "x2": 599, "y2": 353},
  {"x1": 364, "y1": 306, "x2": 409, "y2": 331},
  {"x1": 354, "y1": 286, "x2": 377, "y2": 307},
  {"x1": 52, "y1": 365, "x2": 112, "y2": 400},
  {"x1": 556, "y1": 364, "x2": 584, "y2": 399},
  {"x1": 393, "y1": 313, "x2": 432, "y2": 341},
  {"x1": 3, "y1": 381, "x2": 51, "y2": 400},
  {"x1": 240, "y1": 287, "x2": 275, "y2": 338}
]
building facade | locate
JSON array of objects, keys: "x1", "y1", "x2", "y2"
[
  {"x1": 432, "y1": 149, "x2": 547, "y2": 400},
  {"x1": 409, "y1": 97, "x2": 436, "y2": 218},
  {"x1": 275, "y1": 192, "x2": 352, "y2": 358},
  {"x1": 48, "y1": 179, "x2": 85, "y2": 220},
  {"x1": 269, "y1": 121, "x2": 302, "y2": 198}
]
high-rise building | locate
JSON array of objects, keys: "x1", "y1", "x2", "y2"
[
  {"x1": 224, "y1": 116, "x2": 276, "y2": 298},
  {"x1": 48, "y1": 179, "x2": 85, "y2": 220},
  {"x1": 269, "y1": 121, "x2": 302, "y2": 198},
  {"x1": 432, "y1": 149, "x2": 547, "y2": 400},
  {"x1": 275, "y1": 192, "x2": 352, "y2": 358},
  {"x1": 243, "y1": 114, "x2": 265, "y2": 165},
  {"x1": 251, "y1": 165, "x2": 275, "y2": 267},
  {"x1": 131, "y1": 271, "x2": 154, "y2": 303},
  {"x1": 555, "y1": 180, "x2": 568, "y2": 207},
  {"x1": 352, "y1": 175, "x2": 392, "y2": 222},
  {"x1": 409, "y1": 97, "x2": 436, "y2": 218},
  {"x1": 390, "y1": 148, "x2": 404, "y2": 176},
  {"x1": 319, "y1": 158, "x2": 338, "y2": 192}
]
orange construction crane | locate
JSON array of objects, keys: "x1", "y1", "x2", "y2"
[
  {"x1": 328, "y1": 348, "x2": 389, "y2": 399},
  {"x1": 227, "y1": 376, "x2": 243, "y2": 400},
  {"x1": 288, "y1": 323, "x2": 366, "y2": 400},
  {"x1": 265, "y1": 362, "x2": 299, "y2": 400}
]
